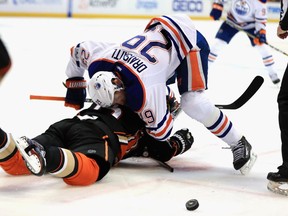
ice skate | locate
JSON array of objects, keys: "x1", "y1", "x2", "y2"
[
  {"x1": 231, "y1": 136, "x2": 257, "y2": 175},
  {"x1": 267, "y1": 166, "x2": 288, "y2": 196},
  {"x1": 14, "y1": 136, "x2": 46, "y2": 176},
  {"x1": 269, "y1": 72, "x2": 280, "y2": 84},
  {"x1": 267, "y1": 181, "x2": 288, "y2": 196}
]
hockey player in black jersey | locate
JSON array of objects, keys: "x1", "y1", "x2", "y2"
[{"x1": 0, "y1": 98, "x2": 193, "y2": 186}]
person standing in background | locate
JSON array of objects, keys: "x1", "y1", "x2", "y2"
[
  {"x1": 209, "y1": 0, "x2": 281, "y2": 84},
  {"x1": 267, "y1": 0, "x2": 288, "y2": 196}
]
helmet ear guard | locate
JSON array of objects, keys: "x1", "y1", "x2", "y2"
[{"x1": 88, "y1": 71, "x2": 124, "y2": 107}]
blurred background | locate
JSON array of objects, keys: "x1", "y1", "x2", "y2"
[{"x1": 0, "y1": 0, "x2": 282, "y2": 21}]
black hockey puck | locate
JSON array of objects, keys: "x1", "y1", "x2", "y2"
[{"x1": 185, "y1": 199, "x2": 199, "y2": 211}]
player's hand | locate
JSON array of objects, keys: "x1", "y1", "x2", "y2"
[
  {"x1": 64, "y1": 77, "x2": 87, "y2": 110},
  {"x1": 210, "y1": 3, "x2": 223, "y2": 20},
  {"x1": 166, "y1": 90, "x2": 181, "y2": 119},
  {"x1": 0, "y1": 64, "x2": 11, "y2": 83},
  {"x1": 169, "y1": 128, "x2": 194, "y2": 156},
  {"x1": 254, "y1": 29, "x2": 267, "y2": 45},
  {"x1": 277, "y1": 25, "x2": 288, "y2": 39}
]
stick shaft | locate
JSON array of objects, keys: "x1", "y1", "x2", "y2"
[
  {"x1": 226, "y1": 20, "x2": 288, "y2": 57},
  {"x1": 30, "y1": 95, "x2": 66, "y2": 101},
  {"x1": 31, "y1": 76, "x2": 264, "y2": 109},
  {"x1": 30, "y1": 95, "x2": 93, "y2": 103}
]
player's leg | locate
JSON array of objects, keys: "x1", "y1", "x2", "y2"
[
  {"x1": 247, "y1": 33, "x2": 280, "y2": 84},
  {"x1": 14, "y1": 136, "x2": 102, "y2": 186},
  {"x1": 278, "y1": 64, "x2": 288, "y2": 170},
  {"x1": 254, "y1": 45, "x2": 280, "y2": 84},
  {"x1": 0, "y1": 128, "x2": 30, "y2": 175},
  {"x1": 208, "y1": 21, "x2": 238, "y2": 67},
  {"x1": 208, "y1": 38, "x2": 227, "y2": 65},
  {"x1": 267, "y1": 64, "x2": 288, "y2": 195},
  {"x1": 14, "y1": 119, "x2": 114, "y2": 186},
  {"x1": 180, "y1": 91, "x2": 257, "y2": 174},
  {"x1": 177, "y1": 31, "x2": 257, "y2": 174}
]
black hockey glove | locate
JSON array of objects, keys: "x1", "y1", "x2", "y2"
[
  {"x1": 64, "y1": 77, "x2": 87, "y2": 110},
  {"x1": 169, "y1": 128, "x2": 194, "y2": 157},
  {"x1": 210, "y1": 3, "x2": 223, "y2": 20}
]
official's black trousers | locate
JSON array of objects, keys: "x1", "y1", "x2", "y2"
[{"x1": 278, "y1": 63, "x2": 288, "y2": 169}]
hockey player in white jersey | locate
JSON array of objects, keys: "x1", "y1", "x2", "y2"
[
  {"x1": 209, "y1": 0, "x2": 280, "y2": 84},
  {"x1": 64, "y1": 14, "x2": 257, "y2": 175}
]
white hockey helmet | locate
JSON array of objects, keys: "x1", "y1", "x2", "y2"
[{"x1": 88, "y1": 71, "x2": 124, "y2": 107}]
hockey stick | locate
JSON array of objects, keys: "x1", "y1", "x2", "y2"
[
  {"x1": 215, "y1": 75, "x2": 264, "y2": 109},
  {"x1": 29, "y1": 95, "x2": 93, "y2": 103},
  {"x1": 226, "y1": 20, "x2": 288, "y2": 57},
  {"x1": 155, "y1": 160, "x2": 174, "y2": 172},
  {"x1": 31, "y1": 76, "x2": 263, "y2": 110}
]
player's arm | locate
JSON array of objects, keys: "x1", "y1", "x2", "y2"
[
  {"x1": 278, "y1": 0, "x2": 288, "y2": 39},
  {"x1": 142, "y1": 86, "x2": 176, "y2": 141},
  {"x1": 64, "y1": 41, "x2": 117, "y2": 110},
  {"x1": 64, "y1": 42, "x2": 91, "y2": 110},
  {"x1": 123, "y1": 128, "x2": 193, "y2": 163}
]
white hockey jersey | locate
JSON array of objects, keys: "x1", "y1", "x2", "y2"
[
  {"x1": 65, "y1": 15, "x2": 206, "y2": 141},
  {"x1": 215, "y1": 0, "x2": 267, "y2": 31}
]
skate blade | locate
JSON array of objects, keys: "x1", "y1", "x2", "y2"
[
  {"x1": 240, "y1": 151, "x2": 257, "y2": 175},
  {"x1": 267, "y1": 181, "x2": 288, "y2": 196},
  {"x1": 13, "y1": 135, "x2": 43, "y2": 175}
]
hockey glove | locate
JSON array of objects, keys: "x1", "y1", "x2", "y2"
[
  {"x1": 167, "y1": 90, "x2": 181, "y2": 119},
  {"x1": 210, "y1": 3, "x2": 223, "y2": 20},
  {"x1": 64, "y1": 77, "x2": 87, "y2": 110},
  {"x1": 253, "y1": 29, "x2": 267, "y2": 45},
  {"x1": 169, "y1": 128, "x2": 194, "y2": 157}
]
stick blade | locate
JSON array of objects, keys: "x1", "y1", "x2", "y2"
[{"x1": 216, "y1": 76, "x2": 264, "y2": 109}]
